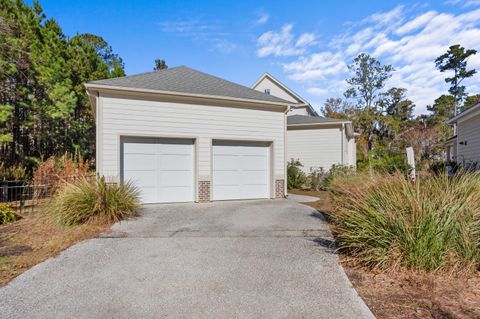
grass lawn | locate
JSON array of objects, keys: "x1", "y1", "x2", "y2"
[
  {"x1": 290, "y1": 189, "x2": 480, "y2": 319},
  {"x1": 0, "y1": 210, "x2": 110, "y2": 287}
]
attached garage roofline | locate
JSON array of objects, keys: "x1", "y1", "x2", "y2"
[{"x1": 85, "y1": 83, "x2": 291, "y2": 113}]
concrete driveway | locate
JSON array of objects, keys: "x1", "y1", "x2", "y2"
[{"x1": 0, "y1": 199, "x2": 374, "y2": 319}]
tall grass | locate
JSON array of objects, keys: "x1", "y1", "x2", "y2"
[
  {"x1": 48, "y1": 176, "x2": 140, "y2": 225},
  {"x1": 329, "y1": 172, "x2": 480, "y2": 272}
]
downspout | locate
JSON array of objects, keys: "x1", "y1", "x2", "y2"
[{"x1": 284, "y1": 105, "x2": 290, "y2": 197}]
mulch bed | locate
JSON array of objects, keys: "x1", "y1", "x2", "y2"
[{"x1": 0, "y1": 211, "x2": 110, "y2": 287}]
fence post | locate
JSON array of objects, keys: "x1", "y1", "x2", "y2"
[{"x1": 1, "y1": 177, "x2": 6, "y2": 202}]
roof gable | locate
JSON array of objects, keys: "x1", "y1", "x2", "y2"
[
  {"x1": 87, "y1": 66, "x2": 291, "y2": 105},
  {"x1": 251, "y1": 73, "x2": 307, "y2": 104},
  {"x1": 448, "y1": 102, "x2": 480, "y2": 124}
]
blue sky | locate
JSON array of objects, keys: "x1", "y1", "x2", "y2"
[{"x1": 36, "y1": 0, "x2": 480, "y2": 114}]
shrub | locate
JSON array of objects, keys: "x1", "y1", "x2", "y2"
[
  {"x1": 0, "y1": 163, "x2": 27, "y2": 180},
  {"x1": 33, "y1": 154, "x2": 91, "y2": 184},
  {"x1": 287, "y1": 159, "x2": 306, "y2": 189},
  {"x1": 324, "y1": 164, "x2": 356, "y2": 188},
  {"x1": 307, "y1": 167, "x2": 328, "y2": 191},
  {"x1": 0, "y1": 203, "x2": 21, "y2": 225},
  {"x1": 329, "y1": 171, "x2": 480, "y2": 272},
  {"x1": 48, "y1": 176, "x2": 140, "y2": 225}
]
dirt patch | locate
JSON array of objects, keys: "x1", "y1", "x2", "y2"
[
  {"x1": 0, "y1": 210, "x2": 111, "y2": 287},
  {"x1": 344, "y1": 265, "x2": 480, "y2": 319},
  {"x1": 292, "y1": 188, "x2": 480, "y2": 319}
]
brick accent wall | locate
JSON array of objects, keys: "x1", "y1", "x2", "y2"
[
  {"x1": 198, "y1": 181, "x2": 211, "y2": 202},
  {"x1": 275, "y1": 179, "x2": 285, "y2": 198}
]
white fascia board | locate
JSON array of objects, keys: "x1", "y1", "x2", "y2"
[{"x1": 84, "y1": 83, "x2": 291, "y2": 109}]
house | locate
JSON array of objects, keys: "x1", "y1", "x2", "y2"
[
  {"x1": 85, "y1": 66, "x2": 291, "y2": 204},
  {"x1": 252, "y1": 73, "x2": 357, "y2": 172},
  {"x1": 447, "y1": 102, "x2": 480, "y2": 166}
]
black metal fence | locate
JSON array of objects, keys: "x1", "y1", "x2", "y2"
[{"x1": 0, "y1": 175, "x2": 95, "y2": 214}]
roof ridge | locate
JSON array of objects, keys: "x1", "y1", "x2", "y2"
[
  {"x1": 86, "y1": 66, "x2": 292, "y2": 104},
  {"x1": 89, "y1": 66, "x2": 184, "y2": 84}
]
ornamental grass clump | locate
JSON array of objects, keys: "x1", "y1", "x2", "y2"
[
  {"x1": 329, "y1": 171, "x2": 480, "y2": 273},
  {"x1": 48, "y1": 176, "x2": 140, "y2": 226}
]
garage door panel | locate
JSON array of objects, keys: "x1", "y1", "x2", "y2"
[
  {"x1": 213, "y1": 155, "x2": 239, "y2": 171},
  {"x1": 159, "y1": 187, "x2": 194, "y2": 203},
  {"x1": 242, "y1": 156, "x2": 268, "y2": 170},
  {"x1": 138, "y1": 188, "x2": 158, "y2": 204},
  {"x1": 123, "y1": 142, "x2": 157, "y2": 154},
  {"x1": 123, "y1": 170, "x2": 157, "y2": 187},
  {"x1": 159, "y1": 171, "x2": 193, "y2": 187},
  {"x1": 159, "y1": 154, "x2": 192, "y2": 170},
  {"x1": 241, "y1": 146, "x2": 268, "y2": 156},
  {"x1": 160, "y1": 142, "x2": 194, "y2": 155},
  {"x1": 212, "y1": 141, "x2": 270, "y2": 200},
  {"x1": 213, "y1": 171, "x2": 239, "y2": 186},
  {"x1": 240, "y1": 171, "x2": 268, "y2": 185},
  {"x1": 213, "y1": 145, "x2": 238, "y2": 155},
  {"x1": 123, "y1": 154, "x2": 157, "y2": 170},
  {"x1": 122, "y1": 137, "x2": 194, "y2": 204},
  {"x1": 213, "y1": 185, "x2": 241, "y2": 201},
  {"x1": 240, "y1": 185, "x2": 268, "y2": 198}
]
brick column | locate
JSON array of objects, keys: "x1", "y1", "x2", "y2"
[
  {"x1": 198, "y1": 181, "x2": 211, "y2": 202},
  {"x1": 275, "y1": 179, "x2": 285, "y2": 198}
]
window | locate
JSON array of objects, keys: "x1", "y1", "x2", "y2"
[{"x1": 264, "y1": 89, "x2": 270, "y2": 95}]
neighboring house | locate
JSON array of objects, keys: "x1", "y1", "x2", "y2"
[
  {"x1": 447, "y1": 102, "x2": 480, "y2": 166},
  {"x1": 252, "y1": 73, "x2": 357, "y2": 172},
  {"x1": 85, "y1": 66, "x2": 291, "y2": 204}
]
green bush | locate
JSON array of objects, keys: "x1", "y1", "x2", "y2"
[
  {"x1": 0, "y1": 203, "x2": 21, "y2": 225},
  {"x1": 357, "y1": 146, "x2": 411, "y2": 174},
  {"x1": 287, "y1": 159, "x2": 306, "y2": 189},
  {"x1": 0, "y1": 163, "x2": 27, "y2": 180},
  {"x1": 307, "y1": 167, "x2": 328, "y2": 191},
  {"x1": 48, "y1": 176, "x2": 140, "y2": 225},
  {"x1": 324, "y1": 164, "x2": 356, "y2": 188},
  {"x1": 329, "y1": 172, "x2": 480, "y2": 272}
]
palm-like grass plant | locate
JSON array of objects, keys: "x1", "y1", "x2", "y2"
[
  {"x1": 48, "y1": 176, "x2": 140, "y2": 225},
  {"x1": 329, "y1": 172, "x2": 480, "y2": 272}
]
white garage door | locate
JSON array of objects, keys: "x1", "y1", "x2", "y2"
[
  {"x1": 212, "y1": 141, "x2": 270, "y2": 201},
  {"x1": 121, "y1": 137, "x2": 194, "y2": 204}
]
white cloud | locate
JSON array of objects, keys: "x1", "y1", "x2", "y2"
[
  {"x1": 446, "y1": 0, "x2": 480, "y2": 7},
  {"x1": 256, "y1": 13, "x2": 270, "y2": 25},
  {"x1": 159, "y1": 19, "x2": 236, "y2": 54},
  {"x1": 283, "y1": 52, "x2": 347, "y2": 81},
  {"x1": 307, "y1": 87, "x2": 328, "y2": 96},
  {"x1": 296, "y1": 33, "x2": 316, "y2": 47},
  {"x1": 256, "y1": 24, "x2": 317, "y2": 57},
  {"x1": 258, "y1": 6, "x2": 480, "y2": 114},
  {"x1": 367, "y1": 5, "x2": 404, "y2": 26},
  {"x1": 395, "y1": 11, "x2": 438, "y2": 35}
]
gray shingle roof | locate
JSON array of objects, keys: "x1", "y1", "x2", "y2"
[
  {"x1": 88, "y1": 66, "x2": 291, "y2": 104},
  {"x1": 287, "y1": 114, "x2": 347, "y2": 125}
]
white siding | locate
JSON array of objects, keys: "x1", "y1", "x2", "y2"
[
  {"x1": 347, "y1": 137, "x2": 357, "y2": 166},
  {"x1": 253, "y1": 77, "x2": 299, "y2": 103},
  {"x1": 288, "y1": 106, "x2": 311, "y2": 116},
  {"x1": 287, "y1": 126, "x2": 343, "y2": 172},
  {"x1": 457, "y1": 113, "x2": 480, "y2": 165},
  {"x1": 98, "y1": 95, "x2": 285, "y2": 184}
]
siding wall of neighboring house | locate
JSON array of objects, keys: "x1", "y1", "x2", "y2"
[
  {"x1": 457, "y1": 113, "x2": 480, "y2": 165},
  {"x1": 287, "y1": 126, "x2": 344, "y2": 172},
  {"x1": 288, "y1": 107, "x2": 311, "y2": 116},
  {"x1": 347, "y1": 137, "x2": 357, "y2": 166},
  {"x1": 253, "y1": 77, "x2": 298, "y2": 103},
  {"x1": 97, "y1": 94, "x2": 286, "y2": 183}
]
